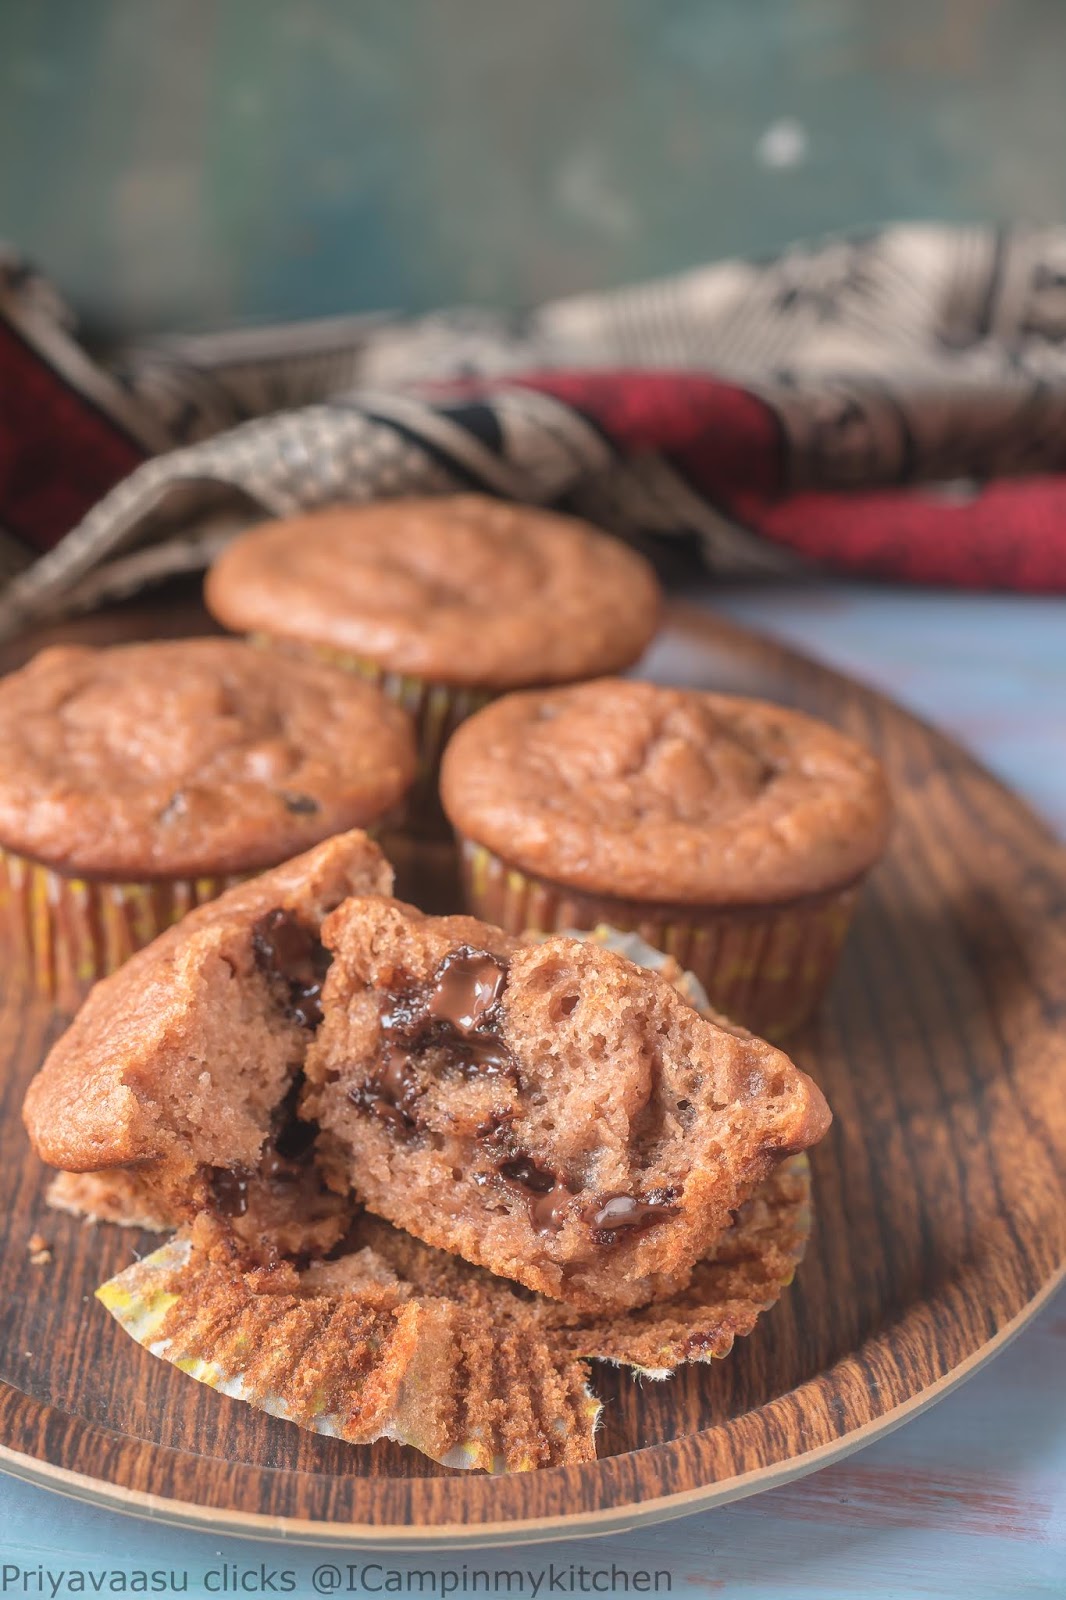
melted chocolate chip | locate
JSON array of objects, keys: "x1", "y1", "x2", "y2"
[
  {"x1": 498, "y1": 1155, "x2": 556, "y2": 1193},
  {"x1": 529, "y1": 1184, "x2": 574, "y2": 1234},
  {"x1": 426, "y1": 950, "x2": 507, "y2": 1034},
  {"x1": 257, "y1": 1147, "x2": 302, "y2": 1184},
  {"x1": 452, "y1": 1035, "x2": 513, "y2": 1077},
  {"x1": 348, "y1": 1045, "x2": 421, "y2": 1136},
  {"x1": 378, "y1": 1045, "x2": 416, "y2": 1106},
  {"x1": 251, "y1": 908, "x2": 331, "y2": 1028},
  {"x1": 498, "y1": 1154, "x2": 574, "y2": 1234},
  {"x1": 476, "y1": 1110, "x2": 514, "y2": 1142},
  {"x1": 352, "y1": 947, "x2": 514, "y2": 1136},
  {"x1": 583, "y1": 1188, "x2": 681, "y2": 1245},
  {"x1": 278, "y1": 790, "x2": 320, "y2": 815}
]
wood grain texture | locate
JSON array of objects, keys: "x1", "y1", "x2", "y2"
[{"x1": 0, "y1": 591, "x2": 1063, "y2": 1545}]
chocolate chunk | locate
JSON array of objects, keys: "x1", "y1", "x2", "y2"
[
  {"x1": 583, "y1": 1188, "x2": 681, "y2": 1245},
  {"x1": 251, "y1": 908, "x2": 331, "y2": 1028},
  {"x1": 278, "y1": 790, "x2": 320, "y2": 815},
  {"x1": 354, "y1": 947, "x2": 514, "y2": 1135},
  {"x1": 348, "y1": 1044, "x2": 421, "y2": 1136},
  {"x1": 498, "y1": 1154, "x2": 573, "y2": 1234},
  {"x1": 426, "y1": 949, "x2": 507, "y2": 1034}
]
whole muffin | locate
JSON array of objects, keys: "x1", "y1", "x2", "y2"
[
  {"x1": 204, "y1": 495, "x2": 662, "y2": 825},
  {"x1": 441, "y1": 678, "x2": 893, "y2": 1037},
  {"x1": 0, "y1": 639, "x2": 415, "y2": 995}
]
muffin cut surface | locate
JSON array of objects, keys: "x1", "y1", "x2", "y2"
[
  {"x1": 22, "y1": 830, "x2": 394, "y2": 1223},
  {"x1": 25, "y1": 862, "x2": 829, "y2": 1313},
  {"x1": 303, "y1": 898, "x2": 830, "y2": 1311}
]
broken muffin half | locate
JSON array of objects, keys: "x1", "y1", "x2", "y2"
[
  {"x1": 25, "y1": 841, "x2": 830, "y2": 1313},
  {"x1": 302, "y1": 896, "x2": 829, "y2": 1311},
  {"x1": 23, "y1": 828, "x2": 392, "y2": 1253}
]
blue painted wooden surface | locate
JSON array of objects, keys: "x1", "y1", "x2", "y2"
[
  {"x1": 2, "y1": 0, "x2": 1066, "y2": 337},
  {"x1": 1, "y1": 582, "x2": 1063, "y2": 1597}
]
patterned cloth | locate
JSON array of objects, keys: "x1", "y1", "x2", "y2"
[{"x1": 4, "y1": 223, "x2": 1066, "y2": 639}]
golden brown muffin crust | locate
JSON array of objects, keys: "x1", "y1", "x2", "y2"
[
  {"x1": 0, "y1": 639, "x2": 416, "y2": 876},
  {"x1": 441, "y1": 679, "x2": 893, "y2": 904},
  {"x1": 204, "y1": 496, "x2": 661, "y2": 688}
]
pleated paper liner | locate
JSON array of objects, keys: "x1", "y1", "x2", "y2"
[
  {"x1": 458, "y1": 838, "x2": 860, "y2": 1040},
  {"x1": 0, "y1": 845, "x2": 244, "y2": 1004},
  {"x1": 97, "y1": 1154, "x2": 810, "y2": 1475},
  {"x1": 249, "y1": 633, "x2": 494, "y2": 833}
]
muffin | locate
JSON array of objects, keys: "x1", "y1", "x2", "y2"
[
  {"x1": 0, "y1": 640, "x2": 414, "y2": 995},
  {"x1": 41, "y1": 925, "x2": 738, "y2": 1235},
  {"x1": 23, "y1": 827, "x2": 394, "y2": 1251},
  {"x1": 204, "y1": 495, "x2": 662, "y2": 826},
  {"x1": 24, "y1": 870, "x2": 829, "y2": 1312},
  {"x1": 302, "y1": 896, "x2": 829, "y2": 1312},
  {"x1": 441, "y1": 679, "x2": 893, "y2": 1037}
]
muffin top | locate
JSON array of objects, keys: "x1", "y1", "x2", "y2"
[
  {"x1": 204, "y1": 495, "x2": 661, "y2": 689},
  {"x1": 441, "y1": 679, "x2": 892, "y2": 905},
  {"x1": 0, "y1": 639, "x2": 416, "y2": 878}
]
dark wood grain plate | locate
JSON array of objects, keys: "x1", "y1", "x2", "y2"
[{"x1": 0, "y1": 593, "x2": 1063, "y2": 1546}]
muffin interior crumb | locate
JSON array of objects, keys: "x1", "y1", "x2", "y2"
[
  {"x1": 25, "y1": 845, "x2": 828, "y2": 1313},
  {"x1": 289, "y1": 898, "x2": 829, "y2": 1312}
]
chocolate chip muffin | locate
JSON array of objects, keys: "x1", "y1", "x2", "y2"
[
  {"x1": 24, "y1": 869, "x2": 830, "y2": 1313},
  {"x1": 23, "y1": 828, "x2": 393, "y2": 1252},
  {"x1": 204, "y1": 495, "x2": 662, "y2": 827},
  {"x1": 0, "y1": 639, "x2": 415, "y2": 994},
  {"x1": 303, "y1": 897, "x2": 830, "y2": 1312},
  {"x1": 441, "y1": 678, "x2": 893, "y2": 1036}
]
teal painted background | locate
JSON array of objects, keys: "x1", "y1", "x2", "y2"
[{"x1": 2, "y1": 0, "x2": 1065, "y2": 338}]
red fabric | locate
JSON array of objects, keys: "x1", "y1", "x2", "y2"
[
  {"x1": 509, "y1": 370, "x2": 1066, "y2": 592},
  {"x1": 0, "y1": 322, "x2": 145, "y2": 551},
  {"x1": 5, "y1": 302, "x2": 1066, "y2": 595}
]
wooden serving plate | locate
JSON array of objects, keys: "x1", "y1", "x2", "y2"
[{"x1": 0, "y1": 593, "x2": 1063, "y2": 1547}]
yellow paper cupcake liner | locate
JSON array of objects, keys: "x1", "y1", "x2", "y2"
[
  {"x1": 250, "y1": 633, "x2": 494, "y2": 832},
  {"x1": 87, "y1": 923, "x2": 812, "y2": 1472},
  {"x1": 96, "y1": 1154, "x2": 810, "y2": 1474},
  {"x1": 457, "y1": 839, "x2": 859, "y2": 1040},
  {"x1": 0, "y1": 844, "x2": 244, "y2": 1002}
]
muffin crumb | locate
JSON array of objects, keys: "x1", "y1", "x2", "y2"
[{"x1": 28, "y1": 1232, "x2": 53, "y2": 1266}]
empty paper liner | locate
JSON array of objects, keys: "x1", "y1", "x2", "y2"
[{"x1": 97, "y1": 1154, "x2": 810, "y2": 1474}]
